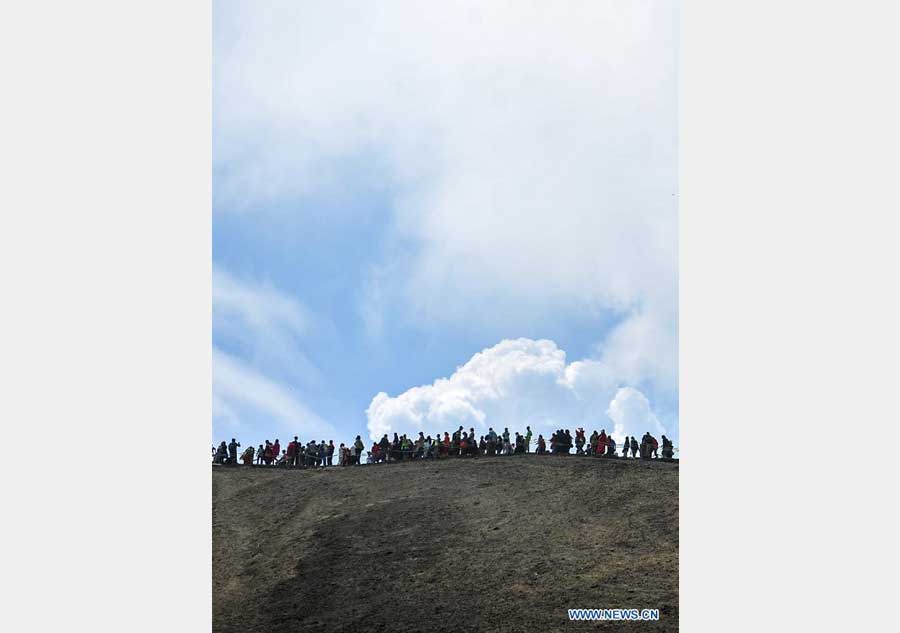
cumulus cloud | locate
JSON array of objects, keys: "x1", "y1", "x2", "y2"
[
  {"x1": 607, "y1": 386, "x2": 667, "y2": 439},
  {"x1": 366, "y1": 338, "x2": 667, "y2": 445}
]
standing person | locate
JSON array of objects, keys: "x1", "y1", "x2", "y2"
[
  {"x1": 272, "y1": 439, "x2": 281, "y2": 463},
  {"x1": 326, "y1": 440, "x2": 335, "y2": 466},
  {"x1": 263, "y1": 441, "x2": 273, "y2": 465},
  {"x1": 630, "y1": 436, "x2": 639, "y2": 458},
  {"x1": 354, "y1": 436, "x2": 365, "y2": 465},
  {"x1": 228, "y1": 438, "x2": 240, "y2": 465},
  {"x1": 514, "y1": 433, "x2": 525, "y2": 454},
  {"x1": 430, "y1": 436, "x2": 441, "y2": 459},
  {"x1": 416, "y1": 432, "x2": 426, "y2": 459},
  {"x1": 255, "y1": 444, "x2": 264, "y2": 465},
  {"x1": 451, "y1": 426, "x2": 463, "y2": 457},
  {"x1": 401, "y1": 434, "x2": 412, "y2": 460},
  {"x1": 214, "y1": 441, "x2": 228, "y2": 464},
  {"x1": 661, "y1": 435, "x2": 673, "y2": 459},
  {"x1": 305, "y1": 440, "x2": 316, "y2": 467},
  {"x1": 389, "y1": 435, "x2": 400, "y2": 461},
  {"x1": 597, "y1": 430, "x2": 608, "y2": 458},
  {"x1": 501, "y1": 428, "x2": 510, "y2": 455},
  {"x1": 537, "y1": 435, "x2": 546, "y2": 455},
  {"x1": 379, "y1": 435, "x2": 390, "y2": 462},
  {"x1": 286, "y1": 436, "x2": 297, "y2": 467},
  {"x1": 525, "y1": 426, "x2": 533, "y2": 453},
  {"x1": 318, "y1": 441, "x2": 326, "y2": 467},
  {"x1": 575, "y1": 428, "x2": 585, "y2": 455},
  {"x1": 622, "y1": 437, "x2": 631, "y2": 458}
]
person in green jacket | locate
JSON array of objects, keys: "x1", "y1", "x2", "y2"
[
  {"x1": 401, "y1": 435, "x2": 411, "y2": 460},
  {"x1": 353, "y1": 435, "x2": 365, "y2": 465}
]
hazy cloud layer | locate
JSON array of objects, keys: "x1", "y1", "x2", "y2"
[
  {"x1": 215, "y1": 1, "x2": 678, "y2": 441},
  {"x1": 213, "y1": 268, "x2": 331, "y2": 436}
]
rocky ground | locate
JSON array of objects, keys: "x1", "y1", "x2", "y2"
[{"x1": 213, "y1": 454, "x2": 678, "y2": 632}]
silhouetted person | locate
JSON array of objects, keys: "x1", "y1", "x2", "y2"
[
  {"x1": 214, "y1": 441, "x2": 227, "y2": 464},
  {"x1": 514, "y1": 432, "x2": 525, "y2": 454},
  {"x1": 354, "y1": 436, "x2": 365, "y2": 465},
  {"x1": 286, "y1": 436, "x2": 297, "y2": 467},
  {"x1": 661, "y1": 435, "x2": 673, "y2": 459},
  {"x1": 486, "y1": 428, "x2": 498, "y2": 456}
]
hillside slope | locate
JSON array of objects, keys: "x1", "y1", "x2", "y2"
[{"x1": 213, "y1": 455, "x2": 678, "y2": 632}]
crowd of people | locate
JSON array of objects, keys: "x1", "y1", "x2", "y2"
[{"x1": 213, "y1": 427, "x2": 675, "y2": 467}]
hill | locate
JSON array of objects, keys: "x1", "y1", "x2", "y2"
[{"x1": 212, "y1": 454, "x2": 678, "y2": 632}]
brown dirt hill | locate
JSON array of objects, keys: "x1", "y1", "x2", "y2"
[{"x1": 212, "y1": 454, "x2": 678, "y2": 633}]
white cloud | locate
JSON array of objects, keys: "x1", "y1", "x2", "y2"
[
  {"x1": 213, "y1": 0, "x2": 676, "y2": 315},
  {"x1": 607, "y1": 386, "x2": 667, "y2": 441},
  {"x1": 216, "y1": 2, "x2": 678, "y2": 429},
  {"x1": 213, "y1": 266, "x2": 312, "y2": 338},
  {"x1": 213, "y1": 347, "x2": 333, "y2": 439},
  {"x1": 213, "y1": 266, "x2": 324, "y2": 386},
  {"x1": 366, "y1": 337, "x2": 666, "y2": 445}
]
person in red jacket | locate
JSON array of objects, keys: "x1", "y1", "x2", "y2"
[
  {"x1": 597, "y1": 430, "x2": 608, "y2": 457},
  {"x1": 263, "y1": 441, "x2": 273, "y2": 465},
  {"x1": 286, "y1": 436, "x2": 297, "y2": 467},
  {"x1": 575, "y1": 428, "x2": 586, "y2": 454},
  {"x1": 272, "y1": 439, "x2": 281, "y2": 462}
]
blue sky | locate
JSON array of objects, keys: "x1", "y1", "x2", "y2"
[{"x1": 213, "y1": 0, "x2": 678, "y2": 450}]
